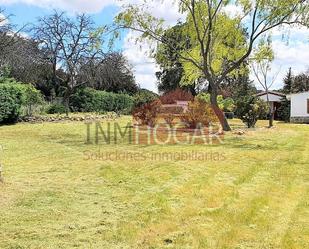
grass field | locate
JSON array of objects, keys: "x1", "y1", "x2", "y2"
[{"x1": 0, "y1": 117, "x2": 308, "y2": 249}]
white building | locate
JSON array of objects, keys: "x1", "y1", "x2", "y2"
[
  {"x1": 287, "y1": 91, "x2": 309, "y2": 123},
  {"x1": 256, "y1": 91, "x2": 286, "y2": 120}
]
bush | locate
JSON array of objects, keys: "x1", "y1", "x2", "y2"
[
  {"x1": 70, "y1": 88, "x2": 134, "y2": 114},
  {"x1": 133, "y1": 100, "x2": 162, "y2": 127},
  {"x1": 235, "y1": 96, "x2": 268, "y2": 128},
  {"x1": 113, "y1": 93, "x2": 134, "y2": 114},
  {"x1": 0, "y1": 83, "x2": 24, "y2": 124},
  {"x1": 46, "y1": 103, "x2": 66, "y2": 114},
  {"x1": 0, "y1": 80, "x2": 45, "y2": 123},
  {"x1": 181, "y1": 99, "x2": 218, "y2": 129},
  {"x1": 160, "y1": 106, "x2": 184, "y2": 114},
  {"x1": 23, "y1": 85, "x2": 43, "y2": 116},
  {"x1": 133, "y1": 89, "x2": 158, "y2": 108},
  {"x1": 277, "y1": 98, "x2": 290, "y2": 122},
  {"x1": 160, "y1": 88, "x2": 193, "y2": 104},
  {"x1": 161, "y1": 113, "x2": 175, "y2": 126}
]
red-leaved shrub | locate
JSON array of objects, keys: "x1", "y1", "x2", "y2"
[
  {"x1": 160, "y1": 113, "x2": 175, "y2": 126},
  {"x1": 160, "y1": 88, "x2": 194, "y2": 104},
  {"x1": 133, "y1": 99, "x2": 162, "y2": 127},
  {"x1": 181, "y1": 99, "x2": 218, "y2": 128},
  {"x1": 160, "y1": 105, "x2": 184, "y2": 114}
]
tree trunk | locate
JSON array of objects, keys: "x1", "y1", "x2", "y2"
[
  {"x1": 65, "y1": 98, "x2": 70, "y2": 117},
  {"x1": 64, "y1": 90, "x2": 70, "y2": 117},
  {"x1": 268, "y1": 107, "x2": 273, "y2": 128},
  {"x1": 269, "y1": 115, "x2": 273, "y2": 127},
  {"x1": 266, "y1": 92, "x2": 273, "y2": 128},
  {"x1": 210, "y1": 92, "x2": 231, "y2": 132},
  {"x1": 28, "y1": 104, "x2": 32, "y2": 117}
]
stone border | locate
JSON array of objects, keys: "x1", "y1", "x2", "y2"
[
  {"x1": 290, "y1": 117, "x2": 309, "y2": 124},
  {"x1": 18, "y1": 113, "x2": 120, "y2": 124}
]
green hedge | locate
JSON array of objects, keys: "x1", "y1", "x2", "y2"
[
  {"x1": 0, "y1": 83, "x2": 25, "y2": 124},
  {"x1": 133, "y1": 89, "x2": 158, "y2": 108},
  {"x1": 0, "y1": 82, "x2": 44, "y2": 124},
  {"x1": 0, "y1": 84, "x2": 134, "y2": 124},
  {"x1": 46, "y1": 103, "x2": 67, "y2": 114},
  {"x1": 70, "y1": 88, "x2": 134, "y2": 114}
]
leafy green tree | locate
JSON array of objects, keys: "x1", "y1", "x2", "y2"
[
  {"x1": 116, "y1": 0, "x2": 307, "y2": 131},
  {"x1": 281, "y1": 68, "x2": 309, "y2": 94},
  {"x1": 156, "y1": 22, "x2": 248, "y2": 96},
  {"x1": 223, "y1": 74, "x2": 257, "y2": 100},
  {"x1": 155, "y1": 23, "x2": 196, "y2": 94},
  {"x1": 156, "y1": 67, "x2": 185, "y2": 93},
  {"x1": 23, "y1": 85, "x2": 43, "y2": 116},
  {"x1": 197, "y1": 93, "x2": 235, "y2": 112},
  {"x1": 292, "y1": 72, "x2": 309, "y2": 93}
]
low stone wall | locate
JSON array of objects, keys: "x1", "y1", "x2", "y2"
[
  {"x1": 290, "y1": 117, "x2": 309, "y2": 124},
  {"x1": 18, "y1": 113, "x2": 120, "y2": 124}
]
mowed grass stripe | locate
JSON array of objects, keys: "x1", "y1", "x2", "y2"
[{"x1": 0, "y1": 118, "x2": 308, "y2": 248}]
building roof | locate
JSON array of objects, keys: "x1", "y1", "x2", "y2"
[{"x1": 255, "y1": 91, "x2": 286, "y2": 98}]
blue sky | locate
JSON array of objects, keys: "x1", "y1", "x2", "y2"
[
  {"x1": 1, "y1": 0, "x2": 309, "y2": 93},
  {"x1": 5, "y1": 3, "x2": 118, "y2": 29}
]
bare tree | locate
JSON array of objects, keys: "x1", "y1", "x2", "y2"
[
  {"x1": 80, "y1": 52, "x2": 138, "y2": 94},
  {"x1": 252, "y1": 60, "x2": 281, "y2": 128},
  {"x1": 33, "y1": 11, "x2": 106, "y2": 114},
  {"x1": 0, "y1": 8, "x2": 13, "y2": 54},
  {"x1": 116, "y1": 0, "x2": 308, "y2": 131},
  {"x1": 0, "y1": 8, "x2": 26, "y2": 70}
]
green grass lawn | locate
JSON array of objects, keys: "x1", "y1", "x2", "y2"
[{"x1": 0, "y1": 118, "x2": 308, "y2": 249}]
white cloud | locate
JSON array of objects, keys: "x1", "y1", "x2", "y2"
[
  {"x1": 0, "y1": 0, "x2": 183, "y2": 92},
  {"x1": 121, "y1": 0, "x2": 185, "y2": 93},
  {"x1": 222, "y1": 4, "x2": 242, "y2": 18},
  {"x1": 1, "y1": 0, "x2": 308, "y2": 93},
  {"x1": 123, "y1": 31, "x2": 159, "y2": 92},
  {"x1": 125, "y1": 2, "x2": 308, "y2": 93},
  {"x1": 271, "y1": 25, "x2": 309, "y2": 39},
  {"x1": 0, "y1": 0, "x2": 184, "y2": 93},
  {"x1": 272, "y1": 41, "x2": 309, "y2": 90},
  {"x1": 0, "y1": 12, "x2": 9, "y2": 26},
  {"x1": 121, "y1": 0, "x2": 184, "y2": 24},
  {"x1": 0, "y1": 0, "x2": 115, "y2": 13},
  {"x1": 0, "y1": 14, "x2": 6, "y2": 25},
  {"x1": 252, "y1": 26, "x2": 309, "y2": 90}
]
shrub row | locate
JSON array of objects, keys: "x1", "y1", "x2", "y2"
[
  {"x1": 70, "y1": 88, "x2": 134, "y2": 114},
  {"x1": 46, "y1": 103, "x2": 67, "y2": 114},
  {"x1": 0, "y1": 84, "x2": 134, "y2": 124},
  {"x1": 0, "y1": 83, "x2": 25, "y2": 124},
  {"x1": 0, "y1": 83, "x2": 44, "y2": 124}
]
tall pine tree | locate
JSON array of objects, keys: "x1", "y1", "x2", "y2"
[
  {"x1": 283, "y1": 67, "x2": 293, "y2": 94},
  {"x1": 278, "y1": 68, "x2": 292, "y2": 122}
]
